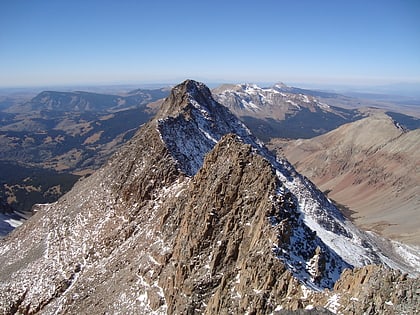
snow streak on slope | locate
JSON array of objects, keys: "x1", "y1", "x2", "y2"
[
  {"x1": 268, "y1": 186, "x2": 351, "y2": 290},
  {"x1": 0, "y1": 212, "x2": 25, "y2": 238},
  {"x1": 264, "y1": 145, "x2": 418, "y2": 277}
]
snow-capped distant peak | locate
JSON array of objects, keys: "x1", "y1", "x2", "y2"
[
  {"x1": 273, "y1": 82, "x2": 289, "y2": 89},
  {"x1": 242, "y1": 83, "x2": 260, "y2": 92}
]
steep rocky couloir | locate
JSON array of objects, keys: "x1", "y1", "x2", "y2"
[{"x1": 0, "y1": 80, "x2": 418, "y2": 314}]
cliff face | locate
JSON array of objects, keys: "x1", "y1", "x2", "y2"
[
  {"x1": 159, "y1": 134, "x2": 296, "y2": 314},
  {"x1": 0, "y1": 121, "x2": 181, "y2": 314},
  {"x1": 157, "y1": 134, "x2": 348, "y2": 314},
  {"x1": 0, "y1": 80, "x2": 418, "y2": 314}
]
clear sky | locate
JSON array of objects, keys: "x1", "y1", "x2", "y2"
[{"x1": 1, "y1": 0, "x2": 419, "y2": 87}]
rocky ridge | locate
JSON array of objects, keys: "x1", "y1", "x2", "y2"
[{"x1": 0, "y1": 80, "x2": 418, "y2": 314}]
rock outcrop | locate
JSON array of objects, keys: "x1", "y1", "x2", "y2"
[{"x1": 331, "y1": 265, "x2": 419, "y2": 314}]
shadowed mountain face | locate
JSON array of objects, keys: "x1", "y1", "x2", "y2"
[
  {"x1": 0, "y1": 80, "x2": 418, "y2": 314},
  {"x1": 212, "y1": 83, "x2": 362, "y2": 141},
  {"x1": 270, "y1": 113, "x2": 420, "y2": 246}
]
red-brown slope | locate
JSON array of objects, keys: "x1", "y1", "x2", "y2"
[{"x1": 270, "y1": 114, "x2": 420, "y2": 245}]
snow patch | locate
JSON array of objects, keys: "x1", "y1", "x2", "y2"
[
  {"x1": 325, "y1": 293, "x2": 341, "y2": 313},
  {"x1": 392, "y1": 241, "x2": 420, "y2": 273},
  {"x1": 4, "y1": 218, "x2": 24, "y2": 228}
]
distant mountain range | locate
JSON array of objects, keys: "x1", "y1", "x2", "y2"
[
  {"x1": 5, "y1": 88, "x2": 169, "y2": 113},
  {"x1": 0, "y1": 88, "x2": 169, "y2": 171},
  {"x1": 212, "y1": 83, "x2": 362, "y2": 140}
]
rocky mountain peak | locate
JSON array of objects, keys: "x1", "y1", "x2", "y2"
[
  {"x1": 156, "y1": 80, "x2": 258, "y2": 176},
  {"x1": 0, "y1": 80, "x2": 418, "y2": 314},
  {"x1": 156, "y1": 79, "x2": 215, "y2": 119},
  {"x1": 272, "y1": 82, "x2": 292, "y2": 92},
  {"x1": 273, "y1": 82, "x2": 289, "y2": 89}
]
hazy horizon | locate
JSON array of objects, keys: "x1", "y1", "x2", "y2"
[{"x1": 1, "y1": 80, "x2": 420, "y2": 100}]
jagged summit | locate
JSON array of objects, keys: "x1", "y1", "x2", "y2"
[
  {"x1": 0, "y1": 80, "x2": 418, "y2": 314},
  {"x1": 156, "y1": 79, "x2": 215, "y2": 119},
  {"x1": 156, "y1": 79, "x2": 259, "y2": 176}
]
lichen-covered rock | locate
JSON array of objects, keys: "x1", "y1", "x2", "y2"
[{"x1": 330, "y1": 265, "x2": 419, "y2": 314}]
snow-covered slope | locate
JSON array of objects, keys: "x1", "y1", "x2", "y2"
[{"x1": 157, "y1": 81, "x2": 260, "y2": 176}]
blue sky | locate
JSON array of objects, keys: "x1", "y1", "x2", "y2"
[{"x1": 1, "y1": 0, "x2": 419, "y2": 87}]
